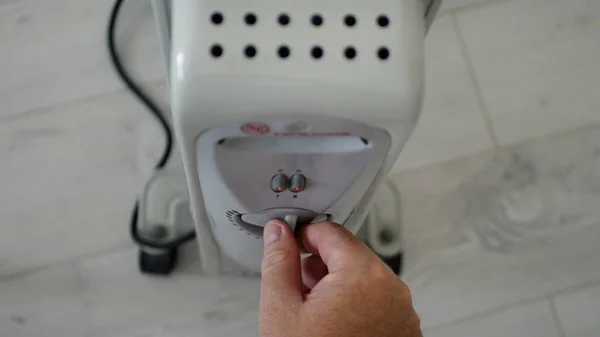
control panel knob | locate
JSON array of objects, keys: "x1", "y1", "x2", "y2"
[
  {"x1": 271, "y1": 174, "x2": 288, "y2": 193},
  {"x1": 290, "y1": 174, "x2": 306, "y2": 193}
]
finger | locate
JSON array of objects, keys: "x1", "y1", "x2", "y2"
[
  {"x1": 260, "y1": 220, "x2": 303, "y2": 314},
  {"x1": 296, "y1": 233, "x2": 309, "y2": 254},
  {"x1": 301, "y1": 255, "x2": 328, "y2": 292},
  {"x1": 299, "y1": 221, "x2": 376, "y2": 273}
]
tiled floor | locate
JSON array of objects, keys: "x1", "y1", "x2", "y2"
[
  {"x1": 554, "y1": 283, "x2": 600, "y2": 337},
  {"x1": 393, "y1": 14, "x2": 494, "y2": 172},
  {"x1": 399, "y1": 125, "x2": 600, "y2": 328},
  {"x1": 423, "y1": 300, "x2": 562, "y2": 337},
  {"x1": 456, "y1": 0, "x2": 600, "y2": 145},
  {"x1": 2, "y1": 0, "x2": 600, "y2": 336}
]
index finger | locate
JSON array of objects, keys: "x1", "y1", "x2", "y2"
[{"x1": 298, "y1": 221, "x2": 377, "y2": 273}]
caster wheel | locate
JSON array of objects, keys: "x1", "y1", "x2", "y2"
[
  {"x1": 139, "y1": 248, "x2": 178, "y2": 275},
  {"x1": 380, "y1": 252, "x2": 404, "y2": 276}
]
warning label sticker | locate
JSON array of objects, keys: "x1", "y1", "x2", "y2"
[
  {"x1": 272, "y1": 132, "x2": 352, "y2": 136},
  {"x1": 240, "y1": 123, "x2": 271, "y2": 135},
  {"x1": 240, "y1": 122, "x2": 351, "y2": 137}
]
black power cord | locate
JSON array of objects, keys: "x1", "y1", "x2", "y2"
[{"x1": 107, "y1": 0, "x2": 196, "y2": 250}]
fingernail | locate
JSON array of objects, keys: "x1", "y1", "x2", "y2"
[{"x1": 264, "y1": 221, "x2": 283, "y2": 247}]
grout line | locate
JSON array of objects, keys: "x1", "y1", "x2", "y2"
[
  {"x1": 395, "y1": 117, "x2": 600, "y2": 176},
  {"x1": 392, "y1": 145, "x2": 494, "y2": 177},
  {"x1": 493, "y1": 117, "x2": 600, "y2": 150},
  {"x1": 0, "y1": 86, "x2": 128, "y2": 124},
  {"x1": 0, "y1": 78, "x2": 167, "y2": 125},
  {"x1": 423, "y1": 277, "x2": 600, "y2": 332},
  {"x1": 442, "y1": 0, "x2": 514, "y2": 14},
  {"x1": 422, "y1": 296, "x2": 542, "y2": 332},
  {"x1": 548, "y1": 296, "x2": 568, "y2": 337},
  {"x1": 548, "y1": 277, "x2": 600, "y2": 298},
  {"x1": 451, "y1": 12, "x2": 500, "y2": 148},
  {"x1": 0, "y1": 242, "x2": 134, "y2": 284}
]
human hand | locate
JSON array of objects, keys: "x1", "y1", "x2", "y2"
[{"x1": 259, "y1": 220, "x2": 422, "y2": 337}]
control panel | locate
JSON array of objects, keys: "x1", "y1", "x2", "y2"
[
  {"x1": 271, "y1": 173, "x2": 307, "y2": 193},
  {"x1": 210, "y1": 137, "x2": 371, "y2": 214},
  {"x1": 192, "y1": 115, "x2": 393, "y2": 271}
]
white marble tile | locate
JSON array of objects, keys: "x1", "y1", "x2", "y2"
[
  {"x1": 0, "y1": 87, "x2": 168, "y2": 278},
  {"x1": 424, "y1": 300, "x2": 560, "y2": 337},
  {"x1": 554, "y1": 283, "x2": 600, "y2": 337},
  {"x1": 394, "y1": 125, "x2": 600, "y2": 327},
  {"x1": 0, "y1": 0, "x2": 165, "y2": 118},
  {"x1": 0, "y1": 263, "x2": 90, "y2": 337},
  {"x1": 441, "y1": 0, "x2": 492, "y2": 11},
  {"x1": 393, "y1": 14, "x2": 493, "y2": 173},
  {"x1": 79, "y1": 249, "x2": 260, "y2": 337},
  {"x1": 456, "y1": 0, "x2": 600, "y2": 145},
  {"x1": 0, "y1": 249, "x2": 260, "y2": 337}
]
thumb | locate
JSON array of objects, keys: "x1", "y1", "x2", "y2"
[{"x1": 260, "y1": 220, "x2": 303, "y2": 314}]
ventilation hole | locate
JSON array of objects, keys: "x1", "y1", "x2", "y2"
[
  {"x1": 344, "y1": 14, "x2": 357, "y2": 27},
  {"x1": 210, "y1": 44, "x2": 223, "y2": 58},
  {"x1": 377, "y1": 47, "x2": 390, "y2": 60},
  {"x1": 311, "y1": 14, "x2": 324, "y2": 27},
  {"x1": 244, "y1": 45, "x2": 257, "y2": 58},
  {"x1": 238, "y1": 228, "x2": 244, "y2": 231},
  {"x1": 245, "y1": 13, "x2": 257, "y2": 25},
  {"x1": 311, "y1": 46, "x2": 324, "y2": 59},
  {"x1": 278, "y1": 45, "x2": 291, "y2": 59},
  {"x1": 211, "y1": 12, "x2": 224, "y2": 25},
  {"x1": 377, "y1": 14, "x2": 390, "y2": 27},
  {"x1": 255, "y1": 236, "x2": 260, "y2": 239},
  {"x1": 344, "y1": 46, "x2": 357, "y2": 60},
  {"x1": 218, "y1": 138, "x2": 226, "y2": 145},
  {"x1": 278, "y1": 13, "x2": 291, "y2": 26}
]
